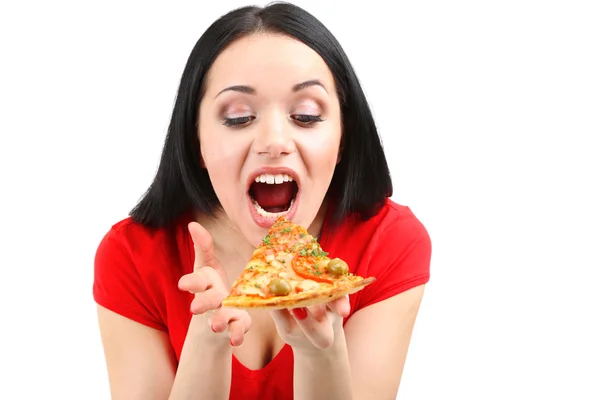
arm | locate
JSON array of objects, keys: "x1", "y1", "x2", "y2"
[
  {"x1": 95, "y1": 222, "x2": 250, "y2": 400},
  {"x1": 290, "y1": 284, "x2": 425, "y2": 400},
  {"x1": 345, "y1": 284, "x2": 426, "y2": 399},
  {"x1": 168, "y1": 312, "x2": 232, "y2": 399},
  {"x1": 97, "y1": 305, "x2": 176, "y2": 400},
  {"x1": 292, "y1": 329, "x2": 353, "y2": 400},
  {"x1": 97, "y1": 306, "x2": 233, "y2": 400},
  {"x1": 285, "y1": 206, "x2": 430, "y2": 399}
]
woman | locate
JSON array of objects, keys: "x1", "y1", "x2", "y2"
[{"x1": 94, "y1": 2, "x2": 431, "y2": 399}]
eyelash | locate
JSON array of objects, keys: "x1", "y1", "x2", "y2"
[
  {"x1": 222, "y1": 115, "x2": 324, "y2": 127},
  {"x1": 223, "y1": 116, "x2": 254, "y2": 127},
  {"x1": 294, "y1": 115, "x2": 323, "y2": 124}
]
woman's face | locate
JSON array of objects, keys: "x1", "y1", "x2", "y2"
[{"x1": 198, "y1": 33, "x2": 342, "y2": 246}]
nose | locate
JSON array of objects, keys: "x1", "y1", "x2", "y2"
[{"x1": 252, "y1": 114, "x2": 295, "y2": 158}]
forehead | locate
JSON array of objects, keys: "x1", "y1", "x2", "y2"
[{"x1": 204, "y1": 33, "x2": 336, "y2": 96}]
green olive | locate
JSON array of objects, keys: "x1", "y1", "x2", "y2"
[
  {"x1": 268, "y1": 278, "x2": 292, "y2": 296},
  {"x1": 326, "y1": 258, "x2": 349, "y2": 276}
]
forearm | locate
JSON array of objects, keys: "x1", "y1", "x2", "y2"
[
  {"x1": 169, "y1": 313, "x2": 232, "y2": 400},
  {"x1": 293, "y1": 332, "x2": 353, "y2": 400}
]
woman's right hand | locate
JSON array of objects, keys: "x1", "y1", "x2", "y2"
[{"x1": 177, "y1": 221, "x2": 252, "y2": 347}]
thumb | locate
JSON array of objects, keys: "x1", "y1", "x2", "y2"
[{"x1": 188, "y1": 222, "x2": 219, "y2": 272}]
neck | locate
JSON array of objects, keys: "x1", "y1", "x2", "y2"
[
  {"x1": 194, "y1": 209, "x2": 254, "y2": 281},
  {"x1": 307, "y1": 201, "x2": 328, "y2": 239}
]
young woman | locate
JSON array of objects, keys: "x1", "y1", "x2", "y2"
[{"x1": 94, "y1": 3, "x2": 432, "y2": 399}]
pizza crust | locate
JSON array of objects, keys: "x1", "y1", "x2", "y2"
[{"x1": 222, "y1": 277, "x2": 375, "y2": 309}]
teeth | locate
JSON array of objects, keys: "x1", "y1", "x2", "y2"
[
  {"x1": 253, "y1": 173, "x2": 294, "y2": 184},
  {"x1": 252, "y1": 198, "x2": 295, "y2": 218}
]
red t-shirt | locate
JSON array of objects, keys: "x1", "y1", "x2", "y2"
[{"x1": 93, "y1": 198, "x2": 431, "y2": 399}]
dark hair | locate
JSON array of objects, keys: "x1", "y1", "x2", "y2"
[{"x1": 130, "y1": 1, "x2": 393, "y2": 228}]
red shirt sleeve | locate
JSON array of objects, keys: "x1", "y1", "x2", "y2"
[
  {"x1": 356, "y1": 207, "x2": 432, "y2": 309},
  {"x1": 93, "y1": 224, "x2": 167, "y2": 331}
]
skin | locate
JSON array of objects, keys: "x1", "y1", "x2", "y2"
[
  {"x1": 198, "y1": 32, "x2": 342, "y2": 248},
  {"x1": 97, "y1": 33, "x2": 426, "y2": 400}
]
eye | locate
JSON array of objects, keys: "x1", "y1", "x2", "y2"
[
  {"x1": 223, "y1": 116, "x2": 255, "y2": 127},
  {"x1": 292, "y1": 114, "x2": 324, "y2": 126}
]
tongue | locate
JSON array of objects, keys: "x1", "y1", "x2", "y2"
[{"x1": 251, "y1": 182, "x2": 296, "y2": 212}]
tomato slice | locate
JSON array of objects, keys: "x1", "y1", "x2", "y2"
[{"x1": 291, "y1": 255, "x2": 333, "y2": 284}]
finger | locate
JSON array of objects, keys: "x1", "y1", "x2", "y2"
[
  {"x1": 209, "y1": 308, "x2": 240, "y2": 333},
  {"x1": 306, "y1": 305, "x2": 328, "y2": 322},
  {"x1": 190, "y1": 289, "x2": 225, "y2": 314},
  {"x1": 208, "y1": 309, "x2": 252, "y2": 346},
  {"x1": 228, "y1": 314, "x2": 252, "y2": 347},
  {"x1": 326, "y1": 295, "x2": 351, "y2": 318},
  {"x1": 270, "y1": 308, "x2": 296, "y2": 334},
  {"x1": 291, "y1": 307, "x2": 335, "y2": 349},
  {"x1": 188, "y1": 222, "x2": 219, "y2": 271},
  {"x1": 177, "y1": 271, "x2": 209, "y2": 293},
  {"x1": 177, "y1": 267, "x2": 221, "y2": 293}
]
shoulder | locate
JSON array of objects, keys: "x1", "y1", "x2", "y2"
[
  {"x1": 96, "y1": 212, "x2": 192, "y2": 267},
  {"x1": 374, "y1": 200, "x2": 431, "y2": 258},
  {"x1": 370, "y1": 198, "x2": 429, "y2": 238},
  {"x1": 324, "y1": 198, "x2": 432, "y2": 310},
  {"x1": 324, "y1": 198, "x2": 430, "y2": 258},
  {"x1": 99, "y1": 216, "x2": 165, "y2": 251},
  {"x1": 93, "y1": 213, "x2": 193, "y2": 331}
]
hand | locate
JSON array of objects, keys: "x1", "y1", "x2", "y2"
[
  {"x1": 177, "y1": 221, "x2": 252, "y2": 346},
  {"x1": 270, "y1": 295, "x2": 351, "y2": 351}
]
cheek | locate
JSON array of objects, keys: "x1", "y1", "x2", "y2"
[
  {"x1": 198, "y1": 126, "x2": 246, "y2": 184},
  {"x1": 203, "y1": 140, "x2": 243, "y2": 171},
  {"x1": 298, "y1": 130, "x2": 341, "y2": 178},
  {"x1": 200, "y1": 138, "x2": 247, "y2": 203}
]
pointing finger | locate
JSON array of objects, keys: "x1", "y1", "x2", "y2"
[{"x1": 188, "y1": 222, "x2": 219, "y2": 271}]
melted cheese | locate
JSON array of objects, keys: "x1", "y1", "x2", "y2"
[
  {"x1": 294, "y1": 279, "x2": 320, "y2": 292},
  {"x1": 236, "y1": 285, "x2": 265, "y2": 297},
  {"x1": 235, "y1": 271, "x2": 273, "y2": 297},
  {"x1": 235, "y1": 251, "x2": 325, "y2": 297}
]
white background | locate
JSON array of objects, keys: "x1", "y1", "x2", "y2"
[{"x1": 1, "y1": 0, "x2": 599, "y2": 399}]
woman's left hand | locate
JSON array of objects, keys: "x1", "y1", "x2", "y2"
[{"x1": 270, "y1": 295, "x2": 351, "y2": 351}]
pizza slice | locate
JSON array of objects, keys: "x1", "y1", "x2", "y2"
[{"x1": 221, "y1": 216, "x2": 375, "y2": 309}]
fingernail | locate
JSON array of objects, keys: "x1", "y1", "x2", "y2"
[{"x1": 292, "y1": 308, "x2": 308, "y2": 320}]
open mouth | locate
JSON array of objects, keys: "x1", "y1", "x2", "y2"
[{"x1": 248, "y1": 173, "x2": 299, "y2": 220}]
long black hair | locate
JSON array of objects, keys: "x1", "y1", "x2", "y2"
[{"x1": 130, "y1": 2, "x2": 393, "y2": 228}]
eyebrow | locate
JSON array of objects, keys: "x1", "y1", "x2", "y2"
[
  {"x1": 293, "y1": 79, "x2": 327, "y2": 93},
  {"x1": 214, "y1": 79, "x2": 327, "y2": 98}
]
